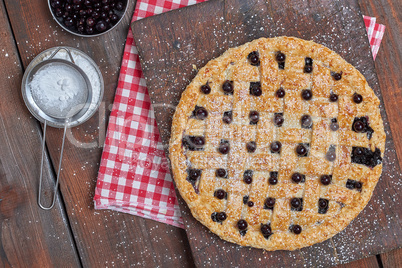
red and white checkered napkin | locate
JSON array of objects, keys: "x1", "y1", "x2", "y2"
[
  {"x1": 363, "y1": 16, "x2": 385, "y2": 60},
  {"x1": 94, "y1": 0, "x2": 206, "y2": 228},
  {"x1": 94, "y1": 0, "x2": 385, "y2": 229}
]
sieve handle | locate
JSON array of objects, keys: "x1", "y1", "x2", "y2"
[
  {"x1": 47, "y1": 47, "x2": 75, "y2": 64},
  {"x1": 38, "y1": 121, "x2": 67, "y2": 210}
]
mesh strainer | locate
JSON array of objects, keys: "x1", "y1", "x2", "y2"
[{"x1": 22, "y1": 47, "x2": 92, "y2": 210}]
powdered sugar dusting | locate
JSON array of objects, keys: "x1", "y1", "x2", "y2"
[{"x1": 30, "y1": 63, "x2": 87, "y2": 116}]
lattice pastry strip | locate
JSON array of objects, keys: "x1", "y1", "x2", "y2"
[{"x1": 170, "y1": 37, "x2": 385, "y2": 250}]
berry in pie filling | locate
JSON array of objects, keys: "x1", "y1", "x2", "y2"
[
  {"x1": 305, "y1": 57, "x2": 313, "y2": 66},
  {"x1": 345, "y1": 179, "x2": 363, "y2": 192},
  {"x1": 329, "y1": 93, "x2": 338, "y2": 102},
  {"x1": 248, "y1": 51, "x2": 260, "y2": 66},
  {"x1": 304, "y1": 57, "x2": 313, "y2": 73},
  {"x1": 211, "y1": 212, "x2": 218, "y2": 222},
  {"x1": 276, "y1": 52, "x2": 286, "y2": 62},
  {"x1": 301, "y1": 89, "x2": 313, "y2": 100},
  {"x1": 270, "y1": 141, "x2": 282, "y2": 153},
  {"x1": 351, "y1": 147, "x2": 382, "y2": 168},
  {"x1": 291, "y1": 225, "x2": 302, "y2": 234},
  {"x1": 276, "y1": 52, "x2": 286, "y2": 70},
  {"x1": 216, "y1": 168, "x2": 227, "y2": 178},
  {"x1": 353, "y1": 120, "x2": 365, "y2": 132},
  {"x1": 264, "y1": 197, "x2": 276, "y2": 209},
  {"x1": 296, "y1": 144, "x2": 309, "y2": 156},
  {"x1": 187, "y1": 169, "x2": 201, "y2": 194},
  {"x1": 217, "y1": 212, "x2": 227, "y2": 222},
  {"x1": 218, "y1": 139, "x2": 230, "y2": 154},
  {"x1": 192, "y1": 136, "x2": 205, "y2": 146},
  {"x1": 332, "y1": 72, "x2": 342, "y2": 80},
  {"x1": 250, "y1": 82, "x2": 262, "y2": 96},
  {"x1": 326, "y1": 149, "x2": 336, "y2": 162},
  {"x1": 243, "y1": 170, "x2": 253, "y2": 184},
  {"x1": 330, "y1": 120, "x2": 339, "y2": 131},
  {"x1": 318, "y1": 198, "x2": 329, "y2": 214},
  {"x1": 304, "y1": 65, "x2": 313, "y2": 73},
  {"x1": 291, "y1": 173, "x2": 305, "y2": 183},
  {"x1": 249, "y1": 111, "x2": 260, "y2": 125},
  {"x1": 274, "y1": 113, "x2": 284, "y2": 126},
  {"x1": 170, "y1": 37, "x2": 385, "y2": 251},
  {"x1": 212, "y1": 212, "x2": 227, "y2": 223},
  {"x1": 214, "y1": 189, "x2": 226, "y2": 199},
  {"x1": 276, "y1": 88, "x2": 285, "y2": 98},
  {"x1": 222, "y1": 80, "x2": 234, "y2": 94},
  {"x1": 201, "y1": 84, "x2": 211, "y2": 94},
  {"x1": 301, "y1": 115, "x2": 313, "y2": 129},
  {"x1": 237, "y1": 219, "x2": 248, "y2": 231},
  {"x1": 353, "y1": 93, "x2": 363, "y2": 103},
  {"x1": 188, "y1": 169, "x2": 201, "y2": 181},
  {"x1": 194, "y1": 106, "x2": 208, "y2": 120},
  {"x1": 355, "y1": 181, "x2": 363, "y2": 189},
  {"x1": 261, "y1": 224, "x2": 272, "y2": 238},
  {"x1": 352, "y1": 117, "x2": 374, "y2": 139},
  {"x1": 182, "y1": 136, "x2": 205, "y2": 151},
  {"x1": 243, "y1": 195, "x2": 249, "y2": 204},
  {"x1": 246, "y1": 141, "x2": 257, "y2": 153},
  {"x1": 320, "y1": 175, "x2": 332, "y2": 185},
  {"x1": 268, "y1": 172, "x2": 278, "y2": 185},
  {"x1": 222, "y1": 111, "x2": 233, "y2": 124}
]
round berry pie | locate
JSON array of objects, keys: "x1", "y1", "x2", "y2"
[{"x1": 169, "y1": 37, "x2": 386, "y2": 250}]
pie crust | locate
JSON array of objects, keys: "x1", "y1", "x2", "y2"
[{"x1": 169, "y1": 36, "x2": 386, "y2": 251}]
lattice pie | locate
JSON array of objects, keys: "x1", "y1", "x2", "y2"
[{"x1": 169, "y1": 37, "x2": 385, "y2": 250}]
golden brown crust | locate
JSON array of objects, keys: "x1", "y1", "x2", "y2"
[{"x1": 169, "y1": 36, "x2": 386, "y2": 251}]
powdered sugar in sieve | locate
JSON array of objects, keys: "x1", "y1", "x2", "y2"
[
  {"x1": 29, "y1": 62, "x2": 88, "y2": 119},
  {"x1": 22, "y1": 47, "x2": 93, "y2": 210}
]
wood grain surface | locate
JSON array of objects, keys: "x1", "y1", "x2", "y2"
[
  {"x1": 0, "y1": 0, "x2": 400, "y2": 266},
  {"x1": 2, "y1": 0, "x2": 193, "y2": 267},
  {"x1": 0, "y1": 1, "x2": 80, "y2": 266},
  {"x1": 337, "y1": 256, "x2": 380, "y2": 268},
  {"x1": 357, "y1": 0, "x2": 402, "y2": 266},
  {"x1": 132, "y1": 0, "x2": 402, "y2": 267},
  {"x1": 381, "y1": 247, "x2": 402, "y2": 267}
]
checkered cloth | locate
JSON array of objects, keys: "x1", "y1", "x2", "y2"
[
  {"x1": 94, "y1": 0, "x2": 206, "y2": 228},
  {"x1": 94, "y1": 0, "x2": 385, "y2": 229},
  {"x1": 363, "y1": 15, "x2": 385, "y2": 60}
]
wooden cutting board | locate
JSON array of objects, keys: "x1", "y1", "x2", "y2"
[{"x1": 131, "y1": 0, "x2": 402, "y2": 266}]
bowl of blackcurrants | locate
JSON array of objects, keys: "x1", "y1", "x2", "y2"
[{"x1": 49, "y1": 0, "x2": 128, "y2": 37}]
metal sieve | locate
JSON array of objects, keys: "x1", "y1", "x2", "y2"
[{"x1": 22, "y1": 47, "x2": 92, "y2": 210}]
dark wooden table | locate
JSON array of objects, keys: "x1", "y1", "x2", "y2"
[{"x1": 0, "y1": 0, "x2": 400, "y2": 267}]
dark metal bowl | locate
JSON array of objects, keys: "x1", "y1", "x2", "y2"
[{"x1": 48, "y1": 0, "x2": 129, "y2": 37}]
